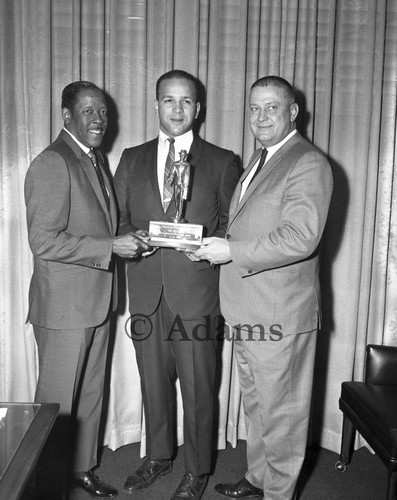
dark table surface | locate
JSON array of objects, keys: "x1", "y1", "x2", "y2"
[{"x1": 0, "y1": 402, "x2": 59, "y2": 500}]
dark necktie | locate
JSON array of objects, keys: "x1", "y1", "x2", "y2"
[
  {"x1": 249, "y1": 148, "x2": 268, "y2": 186},
  {"x1": 163, "y1": 138, "x2": 175, "y2": 211},
  {"x1": 88, "y1": 149, "x2": 110, "y2": 210}
]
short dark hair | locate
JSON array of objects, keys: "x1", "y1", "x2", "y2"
[
  {"x1": 156, "y1": 70, "x2": 199, "y2": 102},
  {"x1": 61, "y1": 81, "x2": 102, "y2": 109},
  {"x1": 251, "y1": 76, "x2": 295, "y2": 102}
]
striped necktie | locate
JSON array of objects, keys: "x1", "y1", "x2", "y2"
[
  {"x1": 163, "y1": 138, "x2": 175, "y2": 211},
  {"x1": 88, "y1": 149, "x2": 110, "y2": 210}
]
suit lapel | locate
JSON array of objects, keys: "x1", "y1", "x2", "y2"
[
  {"x1": 239, "y1": 149, "x2": 262, "y2": 184},
  {"x1": 229, "y1": 133, "x2": 303, "y2": 226},
  {"x1": 60, "y1": 131, "x2": 115, "y2": 233},
  {"x1": 187, "y1": 135, "x2": 202, "y2": 165},
  {"x1": 81, "y1": 153, "x2": 116, "y2": 231},
  {"x1": 229, "y1": 149, "x2": 262, "y2": 216},
  {"x1": 239, "y1": 152, "x2": 281, "y2": 203}
]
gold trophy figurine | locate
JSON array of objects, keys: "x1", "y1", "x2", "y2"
[{"x1": 166, "y1": 149, "x2": 190, "y2": 223}]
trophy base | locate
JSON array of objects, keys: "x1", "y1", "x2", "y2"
[{"x1": 149, "y1": 221, "x2": 203, "y2": 250}]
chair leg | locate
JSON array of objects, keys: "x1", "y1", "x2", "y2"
[
  {"x1": 339, "y1": 413, "x2": 355, "y2": 465},
  {"x1": 386, "y1": 469, "x2": 396, "y2": 500}
]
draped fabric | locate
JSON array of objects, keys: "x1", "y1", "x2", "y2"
[{"x1": 1, "y1": 0, "x2": 396, "y2": 455}]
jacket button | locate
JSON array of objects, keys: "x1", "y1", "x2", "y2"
[
  {"x1": 226, "y1": 234, "x2": 231, "y2": 240},
  {"x1": 248, "y1": 270, "x2": 252, "y2": 274}
]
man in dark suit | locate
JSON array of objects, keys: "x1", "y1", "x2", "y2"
[
  {"x1": 113, "y1": 70, "x2": 240, "y2": 500},
  {"x1": 25, "y1": 81, "x2": 150, "y2": 499},
  {"x1": 197, "y1": 76, "x2": 333, "y2": 499}
]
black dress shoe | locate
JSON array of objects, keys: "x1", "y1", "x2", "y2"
[
  {"x1": 215, "y1": 477, "x2": 264, "y2": 498},
  {"x1": 74, "y1": 470, "x2": 118, "y2": 498},
  {"x1": 124, "y1": 458, "x2": 172, "y2": 494},
  {"x1": 171, "y1": 473, "x2": 208, "y2": 499}
]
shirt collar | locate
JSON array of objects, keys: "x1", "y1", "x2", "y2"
[
  {"x1": 266, "y1": 129, "x2": 297, "y2": 155},
  {"x1": 63, "y1": 127, "x2": 91, "y2": 155},
  {"x1": 159, "y1": 129, "x2": 193, "y2": 146}
]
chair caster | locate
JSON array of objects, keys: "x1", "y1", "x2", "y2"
[{"x1": 335, "y1": 460, "x2": 347, "y2": 472}]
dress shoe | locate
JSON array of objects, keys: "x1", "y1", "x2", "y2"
[
  {"x1": 215, "y1": 477, "x2": 264, "y2": 498},
  {"x1": 124, "y1": 458, "x2": 172, "y2": 494},
  {"x1": 171, "y1": 473, "x2": 208, "y2": 499},
  {"x1": 73, "y1": 470, "x2": 118, "y2": 498}
]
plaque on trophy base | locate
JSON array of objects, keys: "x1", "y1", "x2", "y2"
[{"x1": 149, "y1": 221, "x2": 203, "y2": 250}]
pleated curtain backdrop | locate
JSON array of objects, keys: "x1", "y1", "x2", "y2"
[{"x1": 1, "y1": 0, "x2": 396, "y2": 455}]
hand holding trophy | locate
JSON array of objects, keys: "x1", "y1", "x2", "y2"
[{"x1": 149, "y1": 149, "x2": 203, "y2": 249}]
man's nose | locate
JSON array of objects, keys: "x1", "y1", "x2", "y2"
[
  {"x1": 92, "y1": 111, "x2": 105, "y2": 123},
  {"x1": 258, "y1": 108, "x2": 269, "y2": 121},
  {"x1": 173, "y1": 102, "x2": 183, "y2": 113}
]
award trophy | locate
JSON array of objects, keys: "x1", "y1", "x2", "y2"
[{"x1": 149, "y1": 150, "x2": 203, "y2": 250}]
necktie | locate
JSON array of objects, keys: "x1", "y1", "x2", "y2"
[
  {"x1": 248, "y1": 148, "x2": 268, "y2": 186},
  {"x1": 88, "y1": 149, "x2": 110, "y2": 210},
  {"x1": 163, "y1": 138, "x2": 175, "y2": 211}
]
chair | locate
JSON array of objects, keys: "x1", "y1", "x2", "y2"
[{"x1": 335, "y1": 344, "x2": 397, "y2": 500}]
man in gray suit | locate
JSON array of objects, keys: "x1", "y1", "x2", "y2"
[
  {"x1": 25, "y1": 81, "x2": 149, "y2": 499},
  {"x1": 196, "y1": 76, "x2": 333, "y2": 500}
]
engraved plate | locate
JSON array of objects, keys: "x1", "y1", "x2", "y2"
[{"x1": 149, "y1": 221, "x2": 203, "y2": 250}]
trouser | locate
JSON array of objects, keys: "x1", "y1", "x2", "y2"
[
  {"x1": 234, "y1": 329, "x2": 317, "y2": 500},
  {"x1": 34, "y1": 321, "x2": 110, "y2": 472},
  {"x1": 133, "y1": 294, "x2": 217, "y2": 476}
]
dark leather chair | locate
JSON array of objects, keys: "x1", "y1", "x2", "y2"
[{"x1": 335, "y1": 344, "x2": 397, "y2": 499}]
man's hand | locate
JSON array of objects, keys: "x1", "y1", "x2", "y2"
[
  {"x1": 112, "y1": 232, "x2": 152, "y2": 259},
  {"x1": 195, "y1": 237, "x2": 232, "y2": 265},
  {"x1": 176, "y1": 248, "x2": 202, "y2": 261},
  {"x1": 135, "y1": 229, "x2": 158, "y2": 257}
]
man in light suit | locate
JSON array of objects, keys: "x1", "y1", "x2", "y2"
[
  {"x1": 25, "y1": 81, "x2": 150, "y2": 499},
  {"x1": 197, "y1": 76, "x2": 333, "y2": 500},
  {"x1": 113, "y1": 70, "x2": 240, "y2": 500}
]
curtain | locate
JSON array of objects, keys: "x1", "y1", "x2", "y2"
[{"x1": 1, "y1": 0, "x2": 396, "y2": 455}]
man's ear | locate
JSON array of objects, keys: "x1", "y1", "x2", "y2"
[
  {"x1": 62, "y1": 107, "x2": 71, "y2": 124},
  {"x1": 195, "y1": 102, "x2": 201, "y2": 120},
  {"x1": 290, "y1": 103, "x2": 299, "y2": 123}
]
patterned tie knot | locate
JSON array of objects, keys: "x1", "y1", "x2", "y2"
[
  {"x1": 88, "y1": 148, "x2": 97, "y2": 163},
  {"x1": 258, "y1": 147, "x2": 268, "y2": 166}
]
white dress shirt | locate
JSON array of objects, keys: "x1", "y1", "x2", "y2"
[{"x1": 63, "y1": 127, "x2": 90, "y2": 155}]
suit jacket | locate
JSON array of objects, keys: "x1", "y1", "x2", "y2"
[
  {"x1": 220, "y1": 132, "x2": 333, "y2": 335},
  {"x1": 114, "y1": 135, "x2": 241, "y2": 319},
  {"x1": 25, "y1": 130, "x2": 117, "y2": 329}
]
